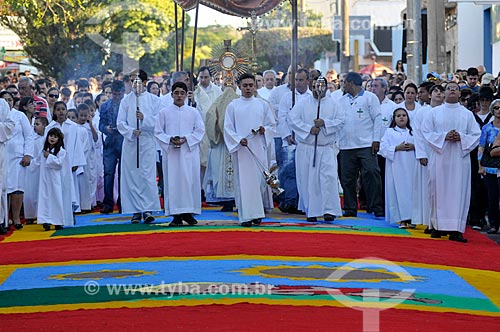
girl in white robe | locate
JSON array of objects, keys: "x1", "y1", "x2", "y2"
[
  {"x1": 380, "y1": 108, "x2": 416, "y2": 228},
  {"x1": 37, "y1": 128, "x2": 74, "y2": 230}
]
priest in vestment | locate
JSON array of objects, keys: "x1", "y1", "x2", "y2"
[
  {"x1": 288, "y1": 77, "x2": 344, "y2": 223},
  {"x1": 155, "y1": 82, "x2": 205, "y2": 226},
  {"x1": 194, "y1": 67, "x2": 222, "y2": 171},
  {"x1": 0, "y1": 99, "x2": 15, "y2": 234},
  {"x1": 117, "y1": 69, "x2": 161, "y2": 223},
  {"x1": 204, "y1": 79, "x2": 239, "y2": 211},
  {"x1": 421, "y1": 81, "x2": 481, "y2": 243},
  {"x1": 224, "y1": 73, "x2": 276, "y2": 227}
]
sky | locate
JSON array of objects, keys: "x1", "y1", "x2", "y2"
[{"x1": 189, "y1": 4, "x2": 247, "y2": 28}]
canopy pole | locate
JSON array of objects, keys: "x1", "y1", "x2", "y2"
[
  {"x1": 174, "y1": 3, "x2": 179, "y2": 72},
  {"x1": 291, "y1": 0, "x2": 298, "y2": 107},
  {"x1": 190, "y1": 0, "x2": 200, "y2": 90}
]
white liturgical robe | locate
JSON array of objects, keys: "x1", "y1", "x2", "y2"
[
  {"x1": 37, "y1": 148, "x2": 75, "y2": 226},
  {"x1": 0, "y1": 99, "x2": 15, "y2": 227},
  {"x1": 224, "y1": 96, "x2": 276, "y2": 222},
  {"x1": 155, "y1": 103, "x2": 205, "y2": 216},
  {"x1": 380, "y1": 127, "x2": 416, "y2": 224},
  {"x1": 421, "y1": 102, "x2": 480, "y2": 232},
  {"x1": 117, "y1": 91, "x2": 161, "y2": 214},
  {"x1": 288, "y1": 95, "x2": 344, "y2": 218}
]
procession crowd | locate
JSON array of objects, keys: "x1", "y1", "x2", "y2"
[{"x1": 1, "y1": 63, "x2": 499, "y2": 243}]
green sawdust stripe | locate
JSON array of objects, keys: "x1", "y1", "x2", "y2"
[
  {"x1": 0, "y1": 287, "x2": 497, "y2": 313},
  {"x1": 52, "y1": 224, "x2": 408, "y2": 237}
]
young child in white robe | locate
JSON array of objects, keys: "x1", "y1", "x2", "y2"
[
  {"x1": 37, "y1": 128, "x2": 74, "y2": 231},
  {"x1": 23, "y1": 116, "x2": 48, "y2": 222},
  {"x1": 75, "y1": 104, "x2": 95, "y2": 212},
  {"x1": 380, "y1": 108, "x2": 416, "y2": 228}
]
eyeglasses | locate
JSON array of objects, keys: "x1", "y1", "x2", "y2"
[
  {"x1": 493, "y1": 106, "x2": 500, "y2": 110},
  {"x1": 48, "y1": 94, "x2": 59, "y2": 98},
  {"x1": 460, "y1": 97, "x2": 470, "y2": 102}
]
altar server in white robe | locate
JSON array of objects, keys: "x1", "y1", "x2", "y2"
[
  {"x1": 6, "y1": 99, "x2": 34, "y2": 230},
  {"x1": 421, "y1": 81, "x2": 481, "y2": 243},
  {"x1": 37, "y1": 128, "x2": 74, "y2": 230},
  {"x1": 46, "y1": 101, "x2": 86, "y2": 212},
  {"x1": 224, "y1": 73, "x2": 276, "y2": 227},
  {"x1": 76, "y1": 104, "x2": 97, "y2": 212},
  {"x1": 411, "y1": 85, "x2": 445, "y2": 228},
  {"x1": 288, "y1": 77, "x2": 344, "y2": 223},
  {"x1": 155, "y1": 82, "x2": 205, "y2": 226},
  {"x1": 0, "y1": 99, "x2": 15, "y2": 234},
  {"x1": 23, "y1": 116, "x2": 48, "y2": 221},
  {"x1": 380, "y1": 108, "x2": 416, "y2": 227},
  {"x1": 117, "y1": 69, "x2": 161, "y2": 223}
]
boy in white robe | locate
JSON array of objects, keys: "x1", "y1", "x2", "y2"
[
  {"x1": 23, "y1": 116, "x2": 48, "y2": 222},
  {"x1": 0, "y1": 99, "x2": 15, "y2": 234},
  {"x1": 288, "y1": 77, "x2": 344, "y2": 222},
  {"x1": 155, "y1": 82, "x2": 205, "y2": 226},
  {"x1": 224, "y1": 73, "x2": 276, "y2": 227},
  {"x1": 76, "y1": 104, "x2": 98, "y2": 212},
  {"x1": 117, "y1": 69, "x2": 161, "y2": 223},
  {"x1": 421, "y1": 82, "x2": 481, "y2": 243}
]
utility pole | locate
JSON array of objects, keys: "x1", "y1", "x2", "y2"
[
  {"x1": 406, "y1": 0, "x2": 422, "y2": 83},
  {"x1": 340, "y1": 0, "x2": 350, "y2": 73},
  {"x1": 427, "y1": 0, "x2": 446, "y2": 75}
]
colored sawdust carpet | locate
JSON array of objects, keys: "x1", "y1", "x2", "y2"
[{"x1": 1, "y1": 208, "x2": 500, "y2": 332}]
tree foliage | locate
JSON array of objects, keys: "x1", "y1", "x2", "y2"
[
  {"x1": 0, "y1": 0, "x2": 178, "y2": 81},
  {"x1": 235, "y1": 27, "x2": 336, "y2": 73}
]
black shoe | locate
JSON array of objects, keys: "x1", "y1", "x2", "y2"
[
  {"x1": 100, "y1": 207, "x2": 113, "y2": 214},
  {"x1": 251, "y1": 218, "x2": 262, "y2": 226},
  {"x1": 42, "y1": 223, "x2": 51, "y2": 231},
  {"x1": 55, "y1": 225, "x2": 63, "y2": 230},
  {"x1": 220, "y1": 201, "x2": 235, "y2": 212},
  {"x1": 487, "y1": 227, "x2": 499, "y2": 234},
  {"x1": 306, "y1": 217, "x2": 317, "y2": 223},
  {"x1": 143, "y1": 212, "x2": 155, "y2": 224},
  {"x1": 131, "y1": 213, "x2": 141, "y2": 224},
  {"x1": 182, "y1": 214, "x2": 198, "y2": 226},
  {"x1": 374, "y1": 212, "x2": 385, "y2": 219},
  {"x1": 424, "y1": 227, "x2": 433, "y2": 234},
  {"x1": 0, "y1": 225, "x2": 7, "y2": 234},
  {"x1": 14, "y1": 223, "x2": 23, "y2": 230},
  {"x1": 241, "y1": 221, "x2": 253, "y2": 227},
  {"x1": 342, "y1": 211, "x2": 357, "y2": 218},
  {"x1": 324, "y1": 214, "x2": 335, "y2": 222},
  {"x1": 430, "y1": 229, "x2": 442, "y2": 238},
  {"x1": 169, "y1": 215, "x2": 183, "y2": 227},
  {"x1": 449, "y1": 232, "x2": 468, "y2": 243}
]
